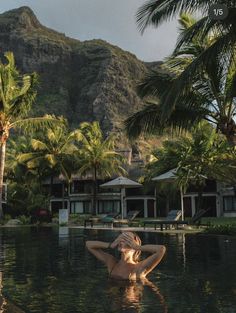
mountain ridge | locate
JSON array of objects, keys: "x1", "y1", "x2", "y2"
[{"x1": 0, "y1": 6, "x2": 159, "y2": 132}]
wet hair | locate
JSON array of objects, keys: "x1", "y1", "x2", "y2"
[{"x1": 129, "y1": 232, "x2": 142, "y2": 263}]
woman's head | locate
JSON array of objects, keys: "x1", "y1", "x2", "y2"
[{"x1": 117, "y1": 232, "x2": 142, "y2": 262}]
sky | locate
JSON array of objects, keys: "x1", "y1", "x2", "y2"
[{"x1": 0, "y1": 0, "x2": 179, "y2": 62}]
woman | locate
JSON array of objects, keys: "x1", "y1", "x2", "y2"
[{"x1": 86, "y1": 232, "x2": 166, "y2": 280}]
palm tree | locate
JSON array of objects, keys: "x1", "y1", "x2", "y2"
[
  {"x1": 136, "y1": 0, "x2": 236, "y2": 91},
  {"x1": 77, "y1": 122, "x2": 126, "y2": 215},
  {"x1": 5, "y1": 136, "x2": 47, "y2": 216},
  {"x1": 144, "y1": 122, "x2": 230, "y2": 211},
  {"x1": 125, "y1": 13, "x2": 236, "y2": 144},
  {"x1": 18, "y1": 122, "x2": 80, "y2": 210},
  {"x1": 0, "y1": 52, "x2": 61, "y2": 217}
]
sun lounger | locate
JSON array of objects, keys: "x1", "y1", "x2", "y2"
[
  {"x1": 84, "y1": 212, "x2": 120, "y2": 227},
  {"x1": 101, "y1": 212, "x2": 120, "y2": 226},
  {"x1": 143, "y1": 210, "x2": 182, "y2": 230},
  {"x1": 143, "y1": 209, "x2": 208, "y2": 231},
  {"x1": 113, "y1": 210, "x2": 140, "y2": 227}
]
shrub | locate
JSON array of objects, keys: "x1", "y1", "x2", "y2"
[
  {"x1": 204, "y1": 224, "x2": 236, "y2": 236},
  {"x1": 18, "y1": 215, "x2": 31, "y2": 225}
]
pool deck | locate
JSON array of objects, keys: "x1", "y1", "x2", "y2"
[{"x1": 69, "y1": 224, "x2": 204, "y2": 234}]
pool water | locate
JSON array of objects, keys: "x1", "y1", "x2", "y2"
[{"x1": 0, "y1": 227, "x2": 235, "y2": 313}]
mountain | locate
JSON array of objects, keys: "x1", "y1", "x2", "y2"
[{"x1": 0, "y1": 6, "x2": 155, "y2": 132}]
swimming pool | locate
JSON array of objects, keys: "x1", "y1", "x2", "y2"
[{"x1": 0, "y1": 227, "x2": 235, "y2": 313}]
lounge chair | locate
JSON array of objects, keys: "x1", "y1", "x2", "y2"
[
  {"x1": 101, "y1": 212, "x2": 120, "y2": 226},
  {"x1": 143, "y1": 210, "x2": 182, "y2": 230},
  {"x1": 113, "y1": 210, "x2": 140, "y2": 227},
  {"x1": 84, "y1": 212, "x2": 120, "y2": 228},
  {"x1": 143, "y1": 209, "x2": 208, "y2": 231}
]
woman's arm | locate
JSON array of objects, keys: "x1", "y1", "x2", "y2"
[
  {"x1": 121, "y1": 233, "x2": 166, "y2": 276},
  {"x1": 138, "y1": 245, "x2": 166, "y2": 275},
  {"x1": 86, "y1": 241, "x2": 115, "y2": 264}
]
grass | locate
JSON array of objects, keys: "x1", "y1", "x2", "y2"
[
  {"x1": 133, "y1": 217, "x2": 236, "y2": 235},
  {"x1": 201, "y1": 217, "x2": 236, "y2": 226},
  {"x1": 199, "y1": 217, "x2": 236, "y2": 235}
]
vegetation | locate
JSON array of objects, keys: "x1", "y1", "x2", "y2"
[
  {"x1": 76, "y1": 121, "x2": 126, "y2": 214},
  {"x1": 126, "y1": 13, "x2": 236, "y2": 145},
  {"x1": 18, "y1": 121, "x2": 81, "y2": 210},
  {"x1": 204, "y1": 224, "x2": 236, "y2": 236},
  {"x1": 142, "y1": 122, "x2": 236, "y2": 213},
  {"x1": 0, "y1": 52, "x2": 61, "y2": 218},
  {"x1": 135, "y1": 1, "x2": 236, "y2": 143}
]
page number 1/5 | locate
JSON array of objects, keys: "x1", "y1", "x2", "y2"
[{"x1": 208, "y1": 4, "x2": 229, "y2": 20}]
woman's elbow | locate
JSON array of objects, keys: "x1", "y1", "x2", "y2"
[
  {"x1": 86, "y1": 241, "x2": 92, "y2": 250},
  {"x1": 160, "y1": 245, "x2": 166, "y2": 256}
]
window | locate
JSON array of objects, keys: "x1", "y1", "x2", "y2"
[
  {"x1": 71, "y1": 181, "x2": 85, "y2": 193},
  {"x1": 70, "y1": 201, "x2": 91, "y2": 214},
  {"x1": 98, "y1": 200, "x2": 120, "y2": 214},
  {"x1": 223, "y1": 196, "x2": 236, "y2": 212}
]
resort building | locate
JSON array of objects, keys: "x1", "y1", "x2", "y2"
[
  {"x1": 46, "y1": 177, "x2": 236, "y2": 218},
  {"x1": 44, "y1": 149, "x2": 236, "y2": 219},
  {"x1": 48, "y1": 176, "x2": 156, "y2": 218},
  {"x1": 46, "y1": 148, "x2": 156, "y2": 218},
  {"x1": 184, "y1": 180, "x2": 236, "y2": 218}
]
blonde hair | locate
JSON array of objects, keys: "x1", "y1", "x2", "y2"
[{"x1": 131, "y1": 232, "x2": 142, "y2": 263}]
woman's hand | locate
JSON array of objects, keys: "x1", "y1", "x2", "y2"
[
  {"x1": 122, "y1": 232, "x2": 141, "y2": 250},
  {"x1": 110, "y1": 234, "x2": 124, "y2": 249}
]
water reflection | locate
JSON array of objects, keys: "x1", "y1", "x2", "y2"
[
  {"x1": 0, "y1": 272, "x2": 25, "y2": 313},
  {"x1": 0, "y1": 228, "x2": 236, "y2": 313},
  {"x1": 107, "y1": 278, "x2": 168, "y2": 313}
]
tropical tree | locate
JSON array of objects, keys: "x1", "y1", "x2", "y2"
[
  {"x1": 5, "y1": 136, "x2": 48, "y2": 216},
  {"x1": 136, "y1": 0, "x2": 236, "y2": 114},
  {"x1": 18, "y1": 122, "x2": 80, "y2": 210},
  {"x1": 77, "y1": 122, "x2": 126, "y2": 215},
  {"x1": 144, "y1": 122, "x2": 231, "y2": 212},
  {"x1": 0, "y1": 52, "x2": 61, "y2": 217},
  {"x1": 125, "y1": 13, "x2": 236, "y2": 144}
]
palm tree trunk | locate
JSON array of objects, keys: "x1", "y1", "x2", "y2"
[
  {"x1": 62, "y1": 181, "x2": 65, "y2": 210},
  {"x1": 197, "y1": 185, "x2": 204, "y2": 212},
  {"x1": 0, "y1": 141, "x2": 6, "y2": 218},
  {"x1": 165, "y1": 196, "x2": 170, "y2": 216},
  {"x1": 218, "y1": 120, "x2": 236, "y2": 146},
  {"x1": 50, "y1": 175, "x2": 54, "y2": 197},
  {"x1": 92, "y1": 167, "x2": 97, "y2": 215}
]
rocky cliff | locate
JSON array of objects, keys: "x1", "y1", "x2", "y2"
[{"x1": 0, "y1": 6, "x2": 153, "y2": 132}]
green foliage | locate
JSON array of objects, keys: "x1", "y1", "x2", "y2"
[
  {"x1": 76, "y1": 121, "x2": 127, "y2": 214},
  {"x1": 136, "y1": 0, "x2": 236, "y2": 82},
  {"x1": 205, "y1": 224, "x2": 236, "y2": 236},
  {"x1": 127, "y1": 11, "x2": 236, "y2": 144},
  {"x1": 18, "y1": 120, "x2": 80, "y2": 183},
  {"x1": 1, "y1": 214, "x2": 12, "y2": 224},
  {"x1": 7, "y1": 181, "x2": 49, "y2": 216},
  {"x1": 77, "y1": 121, "x2": 126, "y2": 179},
  {"x1": 18, "y1": 215, "x2": 31, "y2": 225},
  {"x1": 143, "y1": 122, "x2": 236, "y2": 201},
  {"x1": 0, "y1": 51, "x2": 62, "y2": 217}
]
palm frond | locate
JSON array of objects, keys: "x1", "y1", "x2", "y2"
[
  {"x1": 9, "y1": 114, "x2": 63, "y2": 132},
  {"x1": 161, "y1": 32, "x2": 233, "y2": 119},
  {"x1": 31, "y1": 139, "x2": 49, "y2": 151},
  {"x1": 137, "y1": 67, "x2": 174, "y2": 98},
  {"x1": 136, "y1": 0, "x2": 211, "y2": 33}
]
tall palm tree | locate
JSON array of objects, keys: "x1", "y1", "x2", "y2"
[
  {"x1": 5, "y1": 136, "x2": 48, "y2": 216},
  {"x1": 77, "y1": 122, "x2": 126, "y2": 215},
  {"x1": 125, "y1": 13, "x2": 236, "y2": 145},
  {"x1": 18, "y1": 122, "x2": 80, "y2": 210},
  {"x1": 136, "y1": 0, "x2": 236, "y2": 84},
  {"x1": 0, "y1": 52, "x2": 61, "y2": 217},
  {"x1": 144, "y1": 122, "x2": 230, "y2": 211}
]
